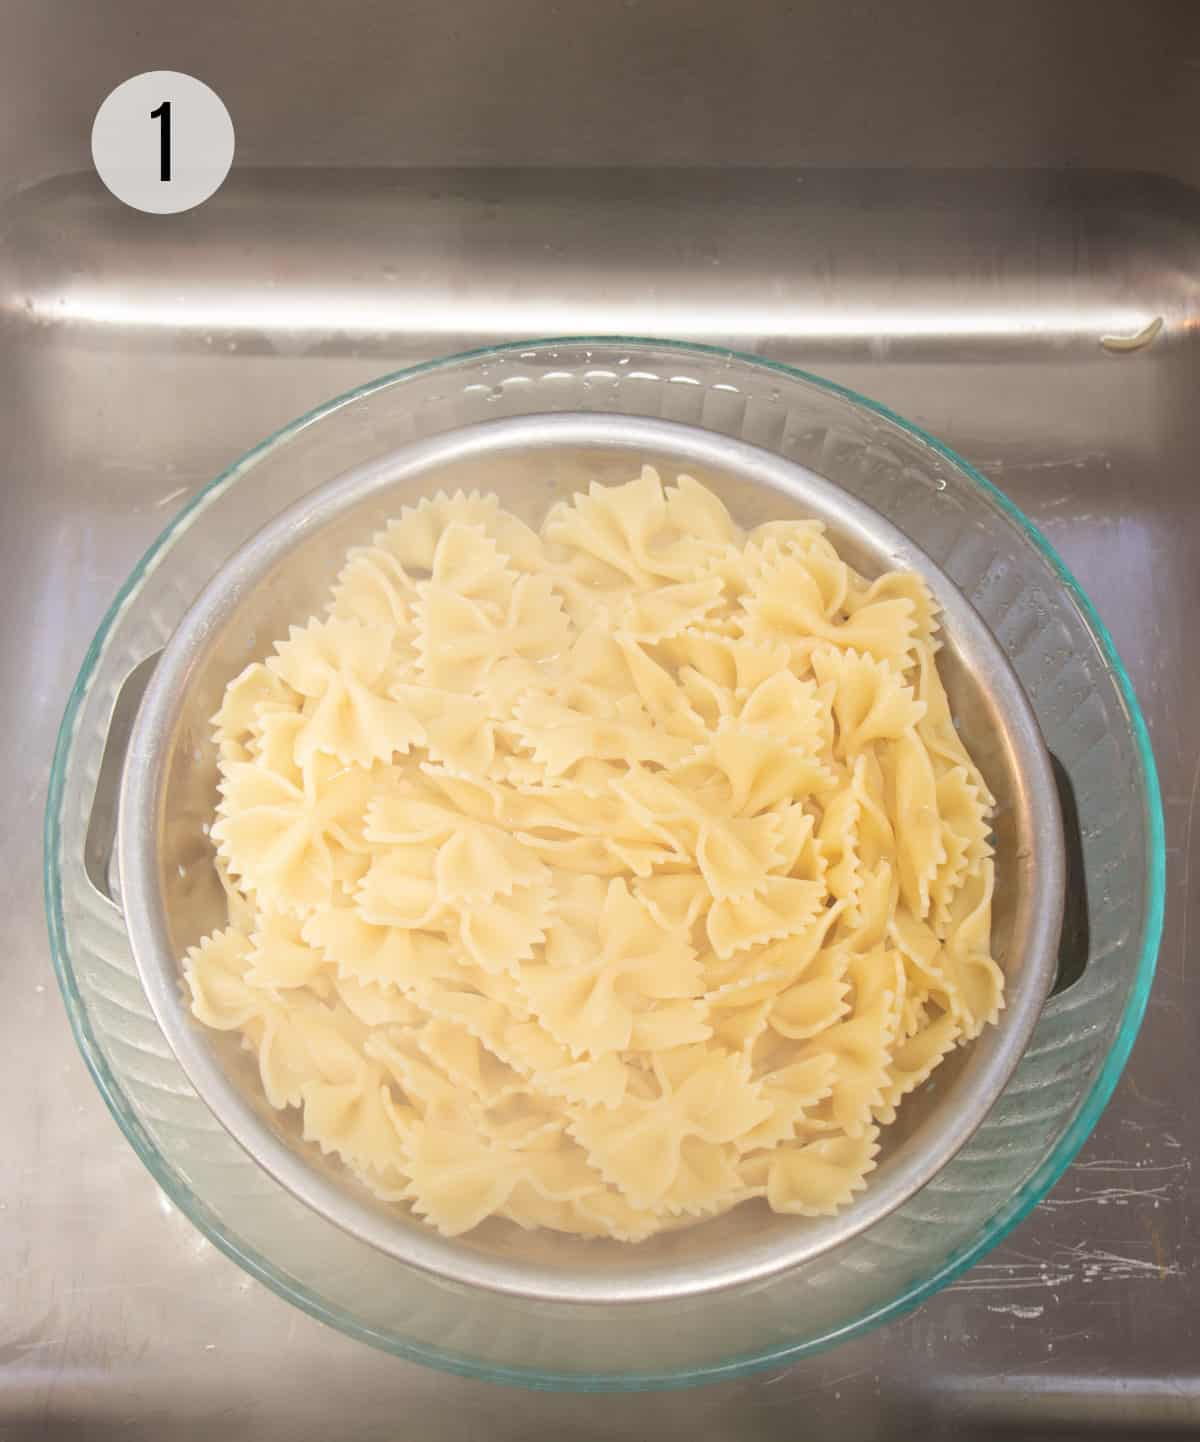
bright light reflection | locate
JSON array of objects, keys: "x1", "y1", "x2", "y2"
[{"x1": 19, "y1": 289, "x2": 1156, "y2": 343}]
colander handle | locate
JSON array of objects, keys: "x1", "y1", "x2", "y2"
[
  {"x1": 83, "y1": 651, "x2": 161, "y2": 910},
  {"x1": 1049, "y1": 751, "x2": 1090, "y2": 996}
]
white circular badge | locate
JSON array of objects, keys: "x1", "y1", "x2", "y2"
[{"x1": 92, "y1": 71, "x2": 235, "y2": 214}]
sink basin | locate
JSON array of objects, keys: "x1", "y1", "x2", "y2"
[{"x1": 6, "y1": 150, "x2": 1196, "y2": 1430}]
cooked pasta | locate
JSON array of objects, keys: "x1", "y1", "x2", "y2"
[{"x1": 185, "y1": 468, "x2": 1003, "y2": 1240}]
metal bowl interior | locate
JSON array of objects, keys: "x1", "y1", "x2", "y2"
[{"x1": 119, "y1": 412, "x2": 1063, "y2": 1305}]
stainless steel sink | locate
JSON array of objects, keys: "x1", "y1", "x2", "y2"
[{"x1": 4, "y1": 1, "x2": 1198, "y2": 1436}]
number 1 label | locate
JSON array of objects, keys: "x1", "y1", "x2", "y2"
[
  {"x1": 149, "y1": 100, "x2": 172, "y2": 183},
  {"x1": 92, "y1": 72, "x2": 234, "y2": 214}
]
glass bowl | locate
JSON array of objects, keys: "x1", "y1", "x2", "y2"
[{"x1": 46, "y1": 338, "x2": 1164, "y2": 1389}]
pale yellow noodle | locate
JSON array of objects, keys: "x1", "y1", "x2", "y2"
[{"x1": 187, "y1": 470, "x2": 1002, "y2": 1239}]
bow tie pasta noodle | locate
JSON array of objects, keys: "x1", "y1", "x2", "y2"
[{"x1": 186, "y1": 468, "x2": 1003, "y2": 1240}]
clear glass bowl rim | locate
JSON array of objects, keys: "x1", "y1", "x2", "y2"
[{"x1": 44, "y1": 336, "x2": 1166, "y2": 1391}]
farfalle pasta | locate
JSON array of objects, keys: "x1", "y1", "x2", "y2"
[{"x1": 186, "y1": 466, "x2": 1004, "y2": 1240}]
